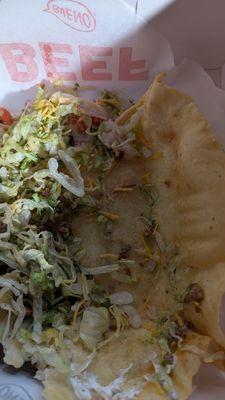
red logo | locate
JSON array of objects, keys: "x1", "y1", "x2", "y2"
[{"x1": 44, "y1": 0, "x2": 96, "y2": 32}]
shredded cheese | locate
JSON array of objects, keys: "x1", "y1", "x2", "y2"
[
  {"x1": 81, "y1": 273, "x2": 90, "y2": 301},
  {"x1": 114, "y1": 187, "x2": 135, "y2": 192},
  {"x1": 142, "y1": 234, "x2": 152, "y2": 258},
  {"x1": 85, "y1": 176, "x2": 98, "y2": 190},
  {"x1": 100, "y1": 253, "x2": 118, "y2": 259},
  {"x1": 98, "y1": 98, "x2": 120, "y2": 108},
  {"x1": 72, "y1": 300, "x2": 86, "y2": 330},
  {"x1": 150, "y1": 151, "x2": 163, "y2": 160},
  {"x1": 143, "y1": 294, "x2": 152, "y2": 311},
  {"x1": 99, "y1": 211, "x2": 120, "y2": 221},
  {"x1": 138, "y1": 132, "x2": 152, "y2": 150},
  {"x1": 142, "y1": 172, "x2": 151, "y2": 184}
]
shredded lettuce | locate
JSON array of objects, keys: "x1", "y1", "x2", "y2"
[
  {"x1": 48, "y1": 157, "x2": 84, "y2": 198},
  {"x1": 0, "y1": 82, "x2": 187, "y2": 400}
]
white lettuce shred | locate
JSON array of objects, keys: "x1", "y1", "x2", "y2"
[
  {"x1": 48, "y1": 154, "x2": 84, "y2": 198},
  {"x1": 79, "y1": 307, "x2": 110, "y2": 349},
  {"x1": 3, "y1": 339, "x2": 25, "y2": 368},
  {"x1": 110, "y1": 292, "x2": 133, "y2": 306},
  {"x1": 0, "y1": 203, "x2": 12, "y2": 239},
  {"x1": 119, "y1": 305, "x2": 141, "y2": 329},
  {"x1": 0, "y1": 291, "x2": 26, "y2": 344},
  {"x1": 32, "y1": 295, "x2": 43, "y2": 344},
  {"x1": 22, "y1": 249, "x2": 53, "y2": 271},
  {"x1": 82, "y1": 264, "x2": 119, "y2": 275}
]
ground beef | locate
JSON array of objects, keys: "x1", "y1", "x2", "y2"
[
  {"x1": 184, "y1": 283, "x2": 204, "y2": 303},
  {"x1": 0, "y1": 222, "x2": 7, "y2": 233},
  {"x1": 118, "y1": 244, "x2": 131, "y2": 259}
]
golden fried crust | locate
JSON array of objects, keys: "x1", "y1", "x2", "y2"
[
  {"x1": 43, "y1": 330, "x2": 210, "y2": 400},
  {"x1": 142, "y1": 78, "x2": 225, "y2": 348},
  {"x1": 142, "y1": 78, "x2": 225, "y2": 269}
]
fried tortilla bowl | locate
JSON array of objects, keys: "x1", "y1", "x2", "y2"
[
  {"x1": 1, "y1": 76, "x2": 225, "y2": 400},
  {"x1": 41, "y1": 76, "x2": 225, "y2": 399}
]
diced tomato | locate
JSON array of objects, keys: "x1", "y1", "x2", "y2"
[
  {"x1": 77, "y1": 117, "x2": 87, "y2": 133},
  {"x1": 65, "y1": 114, "x2": 79, "y2": 125},
  {"x1": 64, "y1": 114, "x2": 87, "y2": 133},
  {"x1": 91, "y1": 116, "x2": 102, "y2": 127},
  {"x1": 64, "y1": 114, "x2": 102, "y2": 133},
  {"x1": 0, "y1": 108, "x2": 13, "y2": 125}
]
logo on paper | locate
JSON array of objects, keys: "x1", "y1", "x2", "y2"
[
  {"x1": 0, "y1": 384, "x2": 34, "y2": 400},
  {"x1": 44, "y1": 0, "x2": 96, "y2": 32}
]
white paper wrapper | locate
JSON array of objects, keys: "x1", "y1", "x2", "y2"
[
  {"x1": 166, "y1": 58, "x2": 225, "y2": 147},
  {"x1": 190, "y1": 365, "x2": 225, "y2": 400},
  {"x1": 0, "y1": 0, "x2": 174, "y2": 112},
  {"x1": 0, "y1": 0, "x2": 225, "y2": 399},
  {"x1": 0, "y1": 365, "x2": 42, "y2": 400}
]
